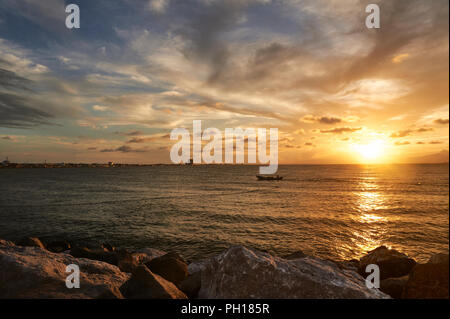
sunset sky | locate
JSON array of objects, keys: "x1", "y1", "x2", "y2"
[{"x1": 0, "y1": 0, "x2": 448, "y2": 164}]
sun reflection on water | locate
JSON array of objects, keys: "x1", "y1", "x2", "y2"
[
  {"x1": 348, "y1": 178, "x2": 390, "y2": 258},
  {"x1": 360, "y1": 213, "x2": 387, "y2": 223},
  {"x1": 357, "y1": 192, "x2": 388, "y2": 217}
]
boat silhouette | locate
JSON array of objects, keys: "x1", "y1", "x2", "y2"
[{"x1": 256, "y1": 175, "x2": 283, "y2": 181}]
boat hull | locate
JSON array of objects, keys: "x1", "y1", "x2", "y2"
[{"x1": 256, "y1": 175, "x2": 283, "y2": 181}]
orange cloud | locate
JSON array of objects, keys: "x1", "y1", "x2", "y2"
[{"x1": 392, "y1": 53, "x2": 410, "y2": 64}]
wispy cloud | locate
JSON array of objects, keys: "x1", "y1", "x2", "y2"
[
  {"x1": 300, "y1": 115, "x2": 343, "y2": 125},
  {"x1": 395, "y1": 141, "x2": 411, "y2": 146},
  {"x1": 320, "y1": 127, "x2": 362, "y2": 134},
  {"x1": 148, "y1": 0, "x2": 170, "y2": 14},
  {"x1": 434, "y1": 118, "x2": 449, "y2": 125},
  {"x1": 390, "y1": 127, "x2": 434, "y2": 138},
  {"x1": 100, "y1": 145, "x2": 149, "y2": 153}
]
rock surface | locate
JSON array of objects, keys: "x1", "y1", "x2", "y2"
[
  {"x1": 0, "y1": 239, "x2": 15, "y2": 247},
  {"x1": 180, "y1": 272, "x2": 202, "y2": 299},
  {"x1": 4, "y1": 237, "x2": 445, "y2": 299},
  {"x1": 145, "y1": 252, "x2": 188, "y2": 286},
  {"x1": 120, "y1": 265, "x2": 187, "y2": 299},
  {"x1": 0, "y1": 242, "x2": 129, "y2": 299},
  {"x1": 15, "y1": 237, "x2": 45, "y2": 249},
  {"x1": 132, "y1": 248, "x2": 166, "y2": 264},
  {"x1": 402, "y1": 254, "x2": 449, "y2": 299},
  {"x1": 116, "y1": 250, "x2": 139, "y2": 273},
  {"x1": 102, "y1": 242, "x2": 115, "y2": 252},
  {"x1": 335, "y1": 259, "x2": 360, "y2": 273},
  {"x1": 428, "y1": 253, "x2": 449, "y2": 265},
  {"x1": 70, "y1": 246, "x2": 118, "y2": 265},
  {"x1": 380, "y1": 276, "x2": 409, "y2": 299},
  {"x1": 46, "y1": 240, "x2": 71, "y2": 253},
  {"x1": 284, "y1": 251, "x2": 307, "y2": 260},
  {"x1": 198, "y1": 246, "x2": 389, "y2": 299},
  {"x1": 359, "y1": 246, "x2": 416, "y2": 280},
  {"x1": 187, "y1": 258, "x2": 210, "y2": 275},
  {"x1": 70, "y1": 246, "x2": 162, "y2": 273}
]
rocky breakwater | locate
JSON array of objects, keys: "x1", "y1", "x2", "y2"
[
  {"x1": 0, "y1": 239, "x2": 128, "y2": 298},
  {"x1": 355, "y1": 246, "x2": 449, "y2": 299},
  {"x1": 1, "y1": 237, "x2": 448, "y2": 299},
  {"x1": 192, "y1": 246, "x2": 389, "y2": 299}
]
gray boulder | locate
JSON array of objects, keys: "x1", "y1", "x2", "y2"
[
  {"x1": 198, "y1": 246, "x2": 389, "y2": 299},
  {"x1": 188, "y1": 258, "x2": 210, "y2": 275},
  {"x1": 335, "y1": 259, "x2": 360, "y2": 273},
  {"x1": 0, "y1": 243, "x2": 129, "y2": 299}
]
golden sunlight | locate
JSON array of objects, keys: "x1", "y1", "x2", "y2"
[
  {"x1": 355, "y1": 140, "x2": 384, "y2": 160},
  {"x1": 353, "y1": 140, "x2": 386, "y2": 162}
]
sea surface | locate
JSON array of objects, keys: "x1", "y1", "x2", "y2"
[{"x1": 0, "y1": 164, "x2": 448, "y2": 262}]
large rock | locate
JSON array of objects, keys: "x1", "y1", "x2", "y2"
[
  {"x1": 198, "y1": 246, "x2": 389, "y2": 299},
  {"x1": 101, "y1": 242, "x2": 115, "y2": 252},
  {"x1": 180, "y1": 272, "x2": 202, "y2": 299},
  {"x1": 120, "y1": 265, "x2": 187, "y2": 299},
  {"x1": 132, "y1": 248, "x2": 166, "y2": 264},
  {"x1": 337, "y1": 259, "x2": 360, "y2": 273},
  {"x1": 284, "y1": 251, "x2": 307, "y2": 260},
  {"x1": 188, "y1": 258, "x2": 210, "y2": 275},
  {"x1": 70, "y1": 246, "x2": 118, "y2": 266},
  {"x1": 116, "y1": 250, "x2": 139, "y2": 273},
  {"x1": 380, "y1": 276, "x2": 409, "y2": 299},
  {"x1": 428, "y1": 253, "x2": 449, "y2": 265},
  {"x1": 402, "y1": 253, "x2": 449, "y2": 299},
  {"x1": 0, "y1": 239, "x2": 15, "y2": 247},
  {"x1": 46, "y1": 240, "x2": 71, "y2": 253},
  {"x1": 15, "y1": 237, "x2": 45, "y2": 249},
  {"x1": 0, "y1": 244, "x2": 129, "y2": 299},
  {"x1": 71, "y1": 246, "x2": 156, "y2": 273},
  {"x1": 145, "y1": 252, "x2": 188, "y2": 286},
  {"x1": 359, "y1": 246, "x2": 416, "y2": 280}
]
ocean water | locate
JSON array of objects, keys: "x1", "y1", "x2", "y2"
[{"x1": 0, "y1": 164, "x2": 448, "y2": 262}]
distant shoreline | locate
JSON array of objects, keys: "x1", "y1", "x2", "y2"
[
  {"x1": 0, "y1": 163, "x2": 164, "y2": 169},
  {"x1": 0, "y1": 162, "x2": 448, "y2": 169}
]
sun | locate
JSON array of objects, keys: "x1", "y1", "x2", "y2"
[{"x1": 353, "y1": 140, "x2": 385, "y2": 161}]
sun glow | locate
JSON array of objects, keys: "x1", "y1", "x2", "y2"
[{"x1": 353, "y1": 140, "x2": 386, "y2": 161}]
